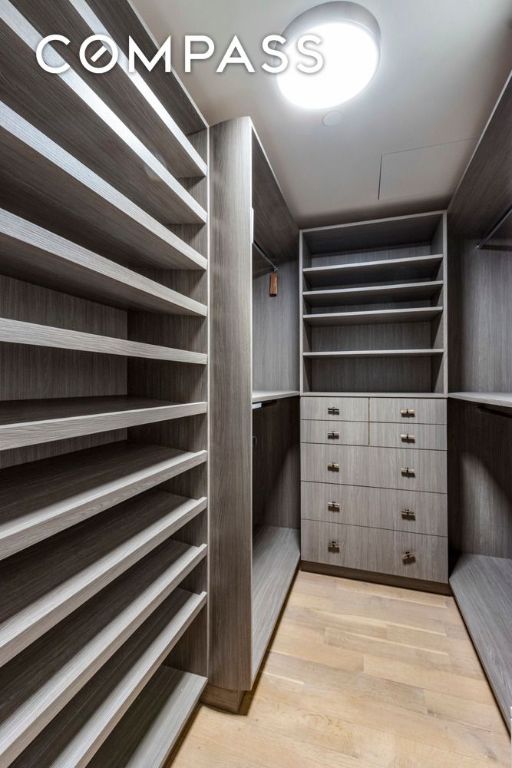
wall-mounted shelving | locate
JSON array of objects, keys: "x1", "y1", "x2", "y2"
[
  {"x1": 252, "y1": 390, "x2": 300, "y2": 403},
  {"x1": 0, "y1": 0, "x2": 209, "y2": 761},
  {"x1": 449, "y1": 392, "x2": 512, "y2": 409},
  {"x1": 301, "y1": 212, "x2": 448, "y2": 395}
]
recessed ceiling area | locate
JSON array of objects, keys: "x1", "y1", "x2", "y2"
[{"x1": 132, "y1": 0, "x2": 512, "y2": 227}]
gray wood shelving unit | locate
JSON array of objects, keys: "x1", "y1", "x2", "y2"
[
  {"x1": 208, "y1": 117, "x2": 300, "y2": 711},
  {"x1": 301, "y1": 212, "x2": 448, "y2": 395},
  {"x1": 0, "y1": 0, "x2": 209, "y2": 763}
]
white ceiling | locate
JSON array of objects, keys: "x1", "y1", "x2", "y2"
[{"x1": 132, "y1": 0, "x2": 512, "y2": 227}]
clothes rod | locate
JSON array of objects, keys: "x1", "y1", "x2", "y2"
[
  {"x1": 254, "y1": 241, "x2": 278, "y2": 272},
  {"x1": 477, "y1": 204, "x2": 512, "y2": 250}
]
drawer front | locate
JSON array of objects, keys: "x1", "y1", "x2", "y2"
[
  {"x1": 370, "y1": 423, "x2": 447, "y2": 451},
  {"x1": 301, "y1": 444, "x2": 447, "y2": 493},
  {"x1": 301, "y1": 420, "x2": 368, "y2": 446},
  {"x1": 301, "y1": 397, "x2": 368, "y2": 422},
  {"x1": 370, "y1": 398, "x2": 447, "y2": 425},
  {"x1": 302, "y1": 520, "x2": 448, "y2": 583},
  {"x1": 301, "y1": 482, "x2": 447, "y2": 536}
]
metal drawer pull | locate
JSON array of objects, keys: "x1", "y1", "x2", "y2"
[
  {"x1": 401, "y1": 508, "x2": 416, "y2": 521},
  {"x1": 328, "y1": 431, "x2": 340, "y2": 440},
  {"x1": 400, "y1": 433, "x2": 416, "y2": 443},
  {"x1": 328, "y1": 406, "x2": 340, "y2": 416},
  {"x1": 400, "y1": 408, "x2": 416, "y2": 418},
  {"x1": 402, "y1": 551, "x2": 416, "y2": 565},
  {"x1": 328, "y1": 540, "x2": 340, "y2": 553},
  {"x1": 328, "y1": 463, "x2": 340, "y2": 472},
  {"x1": 328, "y1": 501, "x2": 341, "y2": 512},
  {"x1": 401, "y1": 467, "x2": 416, "y2": 477}
]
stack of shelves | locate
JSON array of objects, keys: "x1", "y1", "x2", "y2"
[
  {"x1": 0, "y1": 1, "x2": 208, "y2": 766},
  {"x1": 301, "y1": 212, "x2": 447, "y2": 394}
]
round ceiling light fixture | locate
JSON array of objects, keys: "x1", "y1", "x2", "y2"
[{"x1": 277, "y1": 2, "x2": 380, "y2": 110}]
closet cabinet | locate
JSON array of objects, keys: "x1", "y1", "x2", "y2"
[
  {"x1": 300, "y1": 214, "x2": 449, "y2": 591},
  {"x1": 208, "y1": 118, "x2": 300, "y2": 710},
  {"x1": 0, "y1": 1, "x2": 209, "y2": 765}
]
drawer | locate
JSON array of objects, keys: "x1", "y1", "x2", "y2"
[
  {"x1": 370, "y1": 398, "x2": 446, "y2": 425},
  {"x1": 301, "y1": 519, "x2": 448, "y2": 583},
  {"x1": 301, "y1": 481, "x2": 447, "y2": 536},
  {"x1": 300, "y1": 444, "x2": 447, "y2": 493},
  {"x1": 370, "y1": 423, "x2": 446, "y2": 451},
  {"x1": 301, "y1": 420, "x2": 368, "y2": 446},
  {"x1": 301, "y1": 397, "x2": 368, "y2": 422}
]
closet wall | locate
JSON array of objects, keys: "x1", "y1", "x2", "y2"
[
  {"x1": 0, "y1": 1, "x2": 209, "y2": 765},
  {"x1": 448, "y1": 73, "x2": 512, "y2": 727}
]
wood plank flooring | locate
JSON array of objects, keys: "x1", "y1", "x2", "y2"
[{"x1": 169, "y1": 570, "x2": 510, "y2": 767}]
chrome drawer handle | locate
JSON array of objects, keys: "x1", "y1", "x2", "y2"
[
  {"x1": 328, "y1": 501, "x2": 341, "y2": 512},
  {"x1": 328, "y1": 463, "x2": 340, "y2": 472},
  {"x1": 328, "y1": 431, "x2": 340, "y2": 440},
  {"x1": 400, "y1": 408, "x2": 416, "y2": 418},
  {"x1": 401, "y1": 467, "x2": 416, "y2": 478},
  {"x1": 400, "y1": 433, "x2": 416, "y2": 443},
  {"x1": 402, "y1": 551, "x2": 416, "y2": 565},
  {"x1": 401, "y1": 508, "x2": 416, "y2": 521},
  {"x1": 328, "y1": 406, "x2": 340, "y2": 416},
  {"x1": 328, "y1": 540, "x2": 340, "y2": 553}
]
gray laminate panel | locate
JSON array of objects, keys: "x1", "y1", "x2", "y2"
[
  {"x1": 450, "y1": 393, "x2": 512, "y2": 409},
  {"x1": 450, "y1": 554, "x2": 512, "y2": 728},
  {"x1": 0, "y1": 441, "x2": 207, "y2": 559},
  {"x1": 0, "y1": 545, "x2": 206, "y2": 765},
  {"x1": 0, "y1": 491, "x2": 206, "y2": 666},
  {"x1": 305, "y1": 349, "x2": 442, "y2": 359},
  {"x1": 310, "y1": 356, "x2": 434, "y2": 394},
  {"x1": 303, "y1": 254, "x2": 443, "y2": 288},
  {"x1": 301, "y1": 419, "x2": 369, "y2": 446},
  {"x1": 370, "y1": 397, "x2": 447, "y2": 424},
  {"x1": 301, "y1": 519, "x2": 448, "y2": 582},
  {"x1": 0, "y1": 103, "x2": 206, "y2": 271},
  {"x1": 303, "y1": 280, "x2": 443, "y2": 307},
  {"x1": 301, "y1": 443, "x2": 447, "y2": 493},
  {"x1": 301, "y1": 481, "x2": 447, "y2": 536},
  {"x1": 304, "y1": 307, "x2": 443, "y2": 326},
  {"x1": 11, "y1": 596, "x2": 207, "y2": 768},
  {"x1": 369, "y1": 422, "x2": 447, "y2": 451},
  {"x1": 301, "y1": 396, "x2": 368, "y2": 421},
  {"x1": 252, "y1": 526, "x2": 300, "y2": 680}
]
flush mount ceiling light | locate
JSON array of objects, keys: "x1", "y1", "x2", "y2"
[{"x1": 278, "y1": 1, "x2": 380, "y2": 110}]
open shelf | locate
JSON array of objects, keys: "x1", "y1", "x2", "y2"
[
  {"x1": 303, "y1": 254, "x2": 443, "y2": 288},
  {"x1": 301, "y1": 391, "x2": 447, "y2": 398},
  {"x1": 0, "y1": 543, "x2": 207, "y2": 766},
  {"x1": 252, "y1": 391, "x2": 300, "y2": 404},
  {"x1": 0, "y1": 490, "x2": 206, "y2": 666},
  {"x1": 0, "y1": 441, "x2": 207, "y2": 560},
  {"x1": 0, "y1": 318, "x2": 207, "y2": 365},
  {"x1": 304, "y1": 307, "x2": 443, "y2": 326},
  {"x1": 303, "y1": 280, "x2": 444, "y2": 307},
  {"x1": 0, "y1": 103, "x2": 206, "y2": 271},
  {"x1": 304, "y1": 349, "x2": 444, "y2": 359},
  {"x1": 2, "y1": 5, "x2": 206, "y2": 226},
  {"x1": 0, "y1": 396, "x2": 206, "y2": 451},
  {"x1": 450, "y1": 555, "x2": 512, "y2": 727},
  {"x1": 0, "y1": 210, "x2": 207, "y2": 316},
  {"x1": 86, "y1": 668, "x2": 207, "y2": 768},
  {"x1": 449, "y1": 392, "x2": 512, "y2": 410},
  {"x1": 252, "y1": 526, "x2": 300, "y2": 679}
]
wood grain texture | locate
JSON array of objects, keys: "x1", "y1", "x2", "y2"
[
  {"x1": 305, "y1": 348, "x2": 443, "y2": 358},
  {"x1": 304, "y1": 307, "x2": 443, "y2": 326},
  {"x1": 302, "y1": 520, "x2": 448, "y2": 582},
  {"x1": 301, "y1": 419, "x2": 369, "y2": 446},
  {"x1": 0, "y1": 396, "x2": 206, "y2": 450},
  {"x1": 0, "y1": 209, "x2": 206, "y2": 316},
  {"x1": 12, "y1": 595, "x2": 207, "y2": 768},
  {"x1": 309, "y1": 357, "x2": 437, "y2": 395},
  {"x1": 370, "y1": 397, "x2": 447, "y2": 424},
  {"x1": 301, "y1": 481, "x2": 448, "y2": 536},
  {"x1": 369, "y1": 422, "x2": 447, "y2": 451},
  {"x1": 252, "y1": 526, "x2": 300, "y2": 680},
  {"x1": 304, "y1": 280, "x2": 444, "y2": 307},
  {"x1": 0, "y1": 491, "x2": 206, "y2": 666},
  {"x1": 450, "y1": 392, "x2": 512, "y2": 409},
  {"x1": 0, "y1": 543, "x2": 206, "y2": 765},
  {"x1": 301, "y1": 443, "x2": 447, "y2": 493},
  {"x1": 208, "y1": 118, "x2": 253, "y2": 691},
  {"x1": 0, "y1": 102, "x2": 206, "y2": 271},
  {"x1": 170, "y1": 571, "x2": 509, "y2": 768},
  {"x1": 301, "y1": 396, "x2": 368, "y2": 421},
  {"x1": 450, "y1": 554, "x2": 512, "y2": 728},
  {"x1": 252, "y1": 391, "x2": 299, "y2": 403},
  {"x1": 0, "y1": 8, "x2": 206, "y2": 225},
  {"x1": 303, "y1": 254, "x2": 443, "y2": 288},
  {"x1": 0, "y1": 441, "x2": 207, "y2": 560}
]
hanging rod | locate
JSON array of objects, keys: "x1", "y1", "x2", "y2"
[
  {"x1": 477, "y1": 205, "x2": 512, "y2": 250},
  {"x1": 253, "y1": 241, "x2": 278, "y2": 272}
]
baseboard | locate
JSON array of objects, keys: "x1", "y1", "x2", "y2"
[{"x1": 301, "y1": 560, "x2": 452, "y2": 595}]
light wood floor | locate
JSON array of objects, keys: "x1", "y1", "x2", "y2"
[{"x1": 171, "y1": 571, "x2": 510, "y2": 767}]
